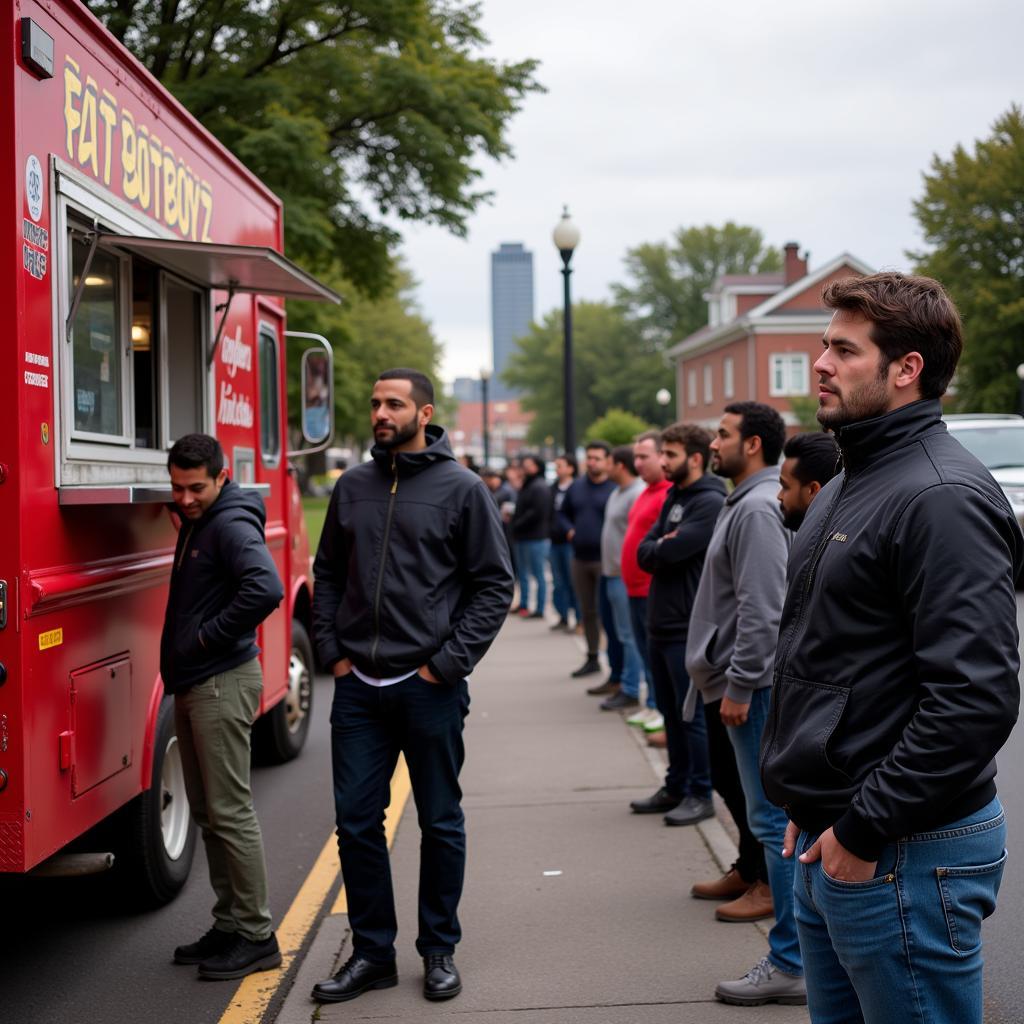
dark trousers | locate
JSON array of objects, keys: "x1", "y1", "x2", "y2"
[
  {"x1": 647, "y1": 639, "x2": 711, "y2": 799},
  {"x1": 598, "y1": 575, "x2": 623, "y2": 679},
  {"x1": 330, "y1": 673, "x2": 470, "y2": 962},
  {"x1": 703, "y1": 697, "x2": 768, "y2": 885},
  {"x1": 628, "y1": 596, "x2": 657, "y2": 709}
]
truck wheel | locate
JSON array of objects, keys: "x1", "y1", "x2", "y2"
[
  {"x1": 253, "y1": 620, "x2": 314, "y2": 764},
  {"x1": 119, "y1": 696, "x2": 196, "y2": 905}
]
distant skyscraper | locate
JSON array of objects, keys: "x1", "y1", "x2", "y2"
[
  {"x1": 490, "y1": 242, "x2": 534, "y2": 401},
  {"x1": 452, "y1": 376, "x2": 481, "y2": 403}
]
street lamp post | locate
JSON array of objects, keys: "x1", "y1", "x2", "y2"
[
  {"x1": 553, "y1": 206, "x2": 580, "y2": 455},
  {"x1": 480, "y1": 366, "x2": 491, "y2": 467},
  {"x1": 1016, "y1": 363, "x2": 1024, "y2": 417}
]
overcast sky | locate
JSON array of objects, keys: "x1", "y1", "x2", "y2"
[{"x1": 395, "y1": 0, "x2": 1024, "y2": 386}]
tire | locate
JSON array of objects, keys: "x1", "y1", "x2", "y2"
[
  {"x1": 118, "y1": 696, "x2": 196, "y2": 906},
  {"x1": 252, "y1": 620, "x2": 314, "y2": 764}
]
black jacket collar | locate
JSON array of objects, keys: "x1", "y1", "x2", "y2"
[
  {"x1": 371, "y1": 424, "x2": 455, "y2": 477},
  {"x1": 835, "y1": 399, "x2": 945, "y2": 473}
]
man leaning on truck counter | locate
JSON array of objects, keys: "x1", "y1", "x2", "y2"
[{"x1": 160, "y1": 433, "x2": 285, "y2": 980}]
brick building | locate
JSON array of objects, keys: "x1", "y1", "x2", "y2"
[
  {"x1": 450, "y1": 398, "x2": 534, "y2": 465},
  {"x1": 667, "y1": 243, "x2": 874, "y2": 430}
]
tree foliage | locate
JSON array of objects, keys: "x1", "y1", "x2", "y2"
[
  {"x1": 86, "y1": 0, "x2": 542, "y2": 295},
  {"x1": 911, "y1": 105, "x2": 1024, "y2": 412},
  {"x1": 503, "y1": 302, "x2": 672, "y2": 448},
  {"x1": 584, "y1": 409, "x2": 652, "y2": 447},
  {"x1": 286, "y1": 263, "x2": 450, "y2": 450},
  {"x1": 613, "y1": 223, "x2": 782, "y2": 349}
]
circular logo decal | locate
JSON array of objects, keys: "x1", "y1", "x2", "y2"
[{"x1": 26, "y1": 155, "x2": 43, "y2": 221}]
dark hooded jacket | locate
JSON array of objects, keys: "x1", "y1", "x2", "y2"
[
  {"x1": 761, "y1": 400, "x2": 1023, "y2": 860},
  {"x1": 636, "y1": 474, "x2": 727, "y2": 643},
  {"x1": 160, "y1": 479, "x2": 284, "y2": 693},
  {"x1": 312, "y1": 425, "x2": 514, "y2": 684},
  {"x1": 510, "y1": 469, "x2": 551, "y2": 542}
]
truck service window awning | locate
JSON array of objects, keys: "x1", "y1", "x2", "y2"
[
  {"x1": 98, "y1": 235, "x2": 342, "y2": 304},
  {"x1": 65, "y1": 232, "x2": 341, "y2": 367}
]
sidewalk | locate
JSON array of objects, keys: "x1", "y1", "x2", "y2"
[{"x1": 276, "y1": 617, "x2": 810, "y2": 1023}]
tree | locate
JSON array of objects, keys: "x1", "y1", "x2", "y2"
[
  {"x1": 584, "y1": 409, "x2": 652, "y2": 447},
  {"x1": 613, "y1": 223, "x2": 782, "y2": 348},
  {"x1": 911, "y1": 105, "x2": 1024, "y2": 412},
  {"x1": 86, "y1": 0, "x2": 542, "y2": 295},
  {"x1": 286, "y1": 262, "x2": 449, "y2": 451},
  {"x1": 503, "y1": 302, "x2": 672, "y2": 447}
]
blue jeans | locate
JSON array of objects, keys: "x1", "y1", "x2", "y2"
[
  {"x1": 598, "y1": 575, "x2": 623, "y2": 679},
  {"x1": 794, "y1": 797, "x2": 1006, "y2": 1024},
  {"x1": 648, "y1": 640, "x2": 711, "y2": 798},
  {"x1": 514, "y1": 539, "x2": 549, "y2": 614},
  {"x1": 331, "y1": 673, "x2": 470, "y2": 961},
  {"x1": 726, "y1": 687, "x2": 801, "y2": 976},
  {"x1": 628, "y1": 596, "x2": 657, "y2": 709},
  {"x1": 602, "y1": 576, "x2": 643, "y2": 697},
  {"x1": 549, "y1": 542, "x2": 578, "y2": 622}
]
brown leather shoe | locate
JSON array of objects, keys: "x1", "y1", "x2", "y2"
[
  {"x1": 646, "y1": 729, "x2": 667, "y2": 748},
  {"x1": 715, "y1": 880, "x2": 774, "y2": 922},
  {"x1": 691, "y1": 867, "x2": 751, "y2": 901}
]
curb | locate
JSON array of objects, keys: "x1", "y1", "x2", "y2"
[{"x1": 275, "y1": 914, "x2": 352, "y2": 1024}]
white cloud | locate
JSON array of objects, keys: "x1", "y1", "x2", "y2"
[{"x1": 395, "y1": 0, "x2": 1024, "y2": 381}]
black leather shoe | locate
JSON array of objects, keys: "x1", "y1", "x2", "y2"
[
  {"x1": 197, "y1": 932, "x2": 282, "y2": 979},
  {"x1": 311, "y1": 954, "x2": 398, "y2": 1003},
  {"x1": 174, "y1": 926, "x2": 235, "y2": 965},
  {"x1": 664, "y1": 795, "x2": 715, "y2": 827},
  {"x1": 571, "y1": 657, "x2": 602, "y2": 678},
  {"x1": 600, "y1": 691, "x2": 639, "y2": 710},
  {"x1": 630, "y1": 786, "x2": 681, "y2": 814},
  {"x1": 423, "y1": 953, "x2": 461, "y2": 1001}
]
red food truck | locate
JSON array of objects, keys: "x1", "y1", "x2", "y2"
[{"x1": 0, "y1": 1, "x2": 339, "y2": 901}]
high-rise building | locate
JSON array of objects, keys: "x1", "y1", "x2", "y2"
[
  {"x1": 451, "y1": 376, "x2": 482, "y2": 403},
  {"x1": 490, "y1": 242, "x2": 534, "y2": 401}
]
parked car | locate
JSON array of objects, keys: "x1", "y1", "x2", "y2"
[{"x1": 944, "y1": 414, "x2": 1024, "y2": 530}]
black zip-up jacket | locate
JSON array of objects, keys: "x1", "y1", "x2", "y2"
[
  {"x1": 636, "y1": 474, "x2": 727, "y2": 643},
  {"x1": 160, "y1": 480, "x2": 284, "y2": 693},
  {"x1": 312, "y1": 425, "x2": 514, "y2": 684},
  {"x1": 761, "y1": 400, "x2": 1023, "y2": 861},
  {"x1": 510, "y1": 471, "x2": 550, "y2": 541}
]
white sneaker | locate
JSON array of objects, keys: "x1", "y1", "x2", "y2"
[
  {"x1": 625, "y1": 707, "x2": 653, "y2": 727},
  {"x1": 643, "y1": 712, "x2": 665, "y2": 732},
  {"x1": 714, "y1": 957, "x2": 806, "y2": 1006}
]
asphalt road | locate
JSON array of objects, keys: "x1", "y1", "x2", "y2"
[
  {"x1": 981, "y1": 593, "x2": 1024, "y2": 1024},
  {"x1": 0, "y1": 672, "x2": 337, "y2": 1024}
]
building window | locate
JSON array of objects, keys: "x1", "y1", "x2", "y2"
[
  {"x1": 723, "y1": 356, "x2": 735, "y2": 398},
  {"x1": 703, "y1": 364, "x2": 713, "y2": 405},
  {"x1": 687, "y1": 369, "x2": 697, "y2": 408},
  {"x1": 769, "y1": 353, "x2": 809, "y2": 397}
]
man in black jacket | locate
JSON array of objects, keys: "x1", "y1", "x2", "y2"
[
  {"x1": 310, "y1": 369, "x2": 513, "y2": 1006},
  {"x1": 162, "y1": 434, "x2": 284, "y2": 981},
  {"x1": 510, "y1": 454, "x2": 551, "y2": 617},
  {"x1": 762, "y1": 273, "x2": 1023, "y2": 1023}
]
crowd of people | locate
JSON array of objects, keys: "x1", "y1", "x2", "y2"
[{"x1": 160, "y1": 272, "x2": 1022, "y2": 1024}]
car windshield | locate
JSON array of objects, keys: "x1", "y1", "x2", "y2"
[{"x1": 948, "y1": 426, "x2": 1024, "y2": 470}]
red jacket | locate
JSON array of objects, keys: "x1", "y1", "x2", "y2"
[{"x1": 621, "y1": 479, "x2": 671, "y2": 597}]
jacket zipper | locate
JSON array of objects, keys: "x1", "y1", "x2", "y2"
[
  {"x1": 369, "y1": 458, "x2": 399, "y2": 673},
  {"x1": 175, "y1": 524, "x2": 194, "y2": 571}
]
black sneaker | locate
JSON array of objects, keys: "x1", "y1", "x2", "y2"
[
  {"x1": 549, "y1": 618, "x2": 570, "y2": 631},
  {"x1": 173, "y1": 926, "x2": 235, "y2": 965},
  {"x1": 571, "y1": 657, "x2": 602, "y2": 678},
  {"x1": 197, "y1": 932, "x2": 282, "y2": 980},
  {"x1": 630, "y1": 786, "x2": 682, "y2": 814},
  {"x1": 600, "y1": 691, "x2": 640, "y2": 711}
]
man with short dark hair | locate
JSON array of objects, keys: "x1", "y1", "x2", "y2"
[
  {"x1": 763, "y1": 273, "x2": 1023, "y2": 1023},
  {"x1": 162, "y1": 433, "x2": 285, "y2": 980},
  {"x1": 632, "y1": 424, "x2": 721, "y2": 826},
  {"x1": 777, "y1": 433, "x2": 839, "y2": 531},
  {"x1": 510, "y1": 454, "x2": 551, "y2": 618},
  {"x1": 548, "y1": 453, "x2": 579, "y2": 631},
  {"x1": 311, "y1": 369, "x2": 513, "y2": 1005},
  {"x1": 685, "y1": 402, "x2": 804, "y2": 1007},
  {"x1": 561, "y1": 441, "x2": 617, "y2": 681}
]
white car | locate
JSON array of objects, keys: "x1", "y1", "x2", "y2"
[{"x1": 944, "y1": 414, "x2": 1024, "y2": 530}]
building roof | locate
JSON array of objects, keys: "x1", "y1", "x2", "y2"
[{"x1": 713, "y1": 272, "x2": 785, "y2": 289}]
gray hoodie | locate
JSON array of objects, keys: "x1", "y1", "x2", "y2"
[{"x1": 683, "y1": 466, "x2": 790, "y2": 718}]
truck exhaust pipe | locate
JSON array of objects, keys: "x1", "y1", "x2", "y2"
[{"x1": 29, "y1": 852, "x2": 115, "y2": 877}]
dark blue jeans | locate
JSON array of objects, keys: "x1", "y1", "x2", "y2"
[
  {"x1": 648, "y1": 639, "x2": 711, "y2": 798},
  {"x1": 548, "y1": 542, "x2": 578, "y2": 622},
  {"x1": 331, "y1": 673, "x2": 470, "y2": 962},
  {"x1": 628, "y1": 596, "x2": 657, "y2": 709},
  {"x1": 598, "y1": 575, "x2": 623, "y2": 680}
]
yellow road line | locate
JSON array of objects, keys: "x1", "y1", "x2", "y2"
[{"x1": 218, "y1": 755, "x2": 413, "y2": 1024}]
